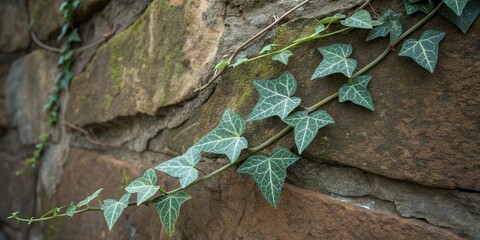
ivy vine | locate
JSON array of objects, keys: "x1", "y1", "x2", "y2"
[
  {"x1": 9, "y1": 0, "x2": 479, "y2": 237},
  {"x1": 16, "y1": 0, "x2": 81, "y2": 175}
]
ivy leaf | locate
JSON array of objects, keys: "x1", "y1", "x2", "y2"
[
  {"x1": 259, "y1": 44, "x2": 278, "y2": 54},
  {"x1": 247, "y1": 71, "x2": 301, "y2": 121},
  {"x1": 67, "y1": 29, "x2": 82, "y2": 43},
  {"x1": 399, "y1": 30, "x2": 446, "y2": 73},
  {"x1": 237, "y1": 148, "x2": 299, "y2": 208},
  {"x1": 57, "y1": 23, "x2": 70, "y2": 42},
  {"x1": 339, "y1": 75, "x2": 375, "y2": 111},
  {"x1": 125, "y1": 169, "x2": 160, "y2": 205},
  {"x1": 102, "y1": 193, "x2": 130, "y2": 230},
  {"x1": 283, "y1": 111, "x2": 335, "y2": 154},
  {"x1": 440, "y1": 1, "x2": 480, "y2": 33},
  {"x1": 311, "y1": 43, "x2": 357, "y2": 79},
  {"x1": 340, "y1": 10, "x2": 373, "y2": 29},
  {"x1": 402, "y1": 0, "x2": 432, "y2": 15},
  {"x1": 195, "y1": 109, "x2": 248, "y2": 162},
  {"x1": 155, "y1": 147, "x2": 202, "y2": 188},
  {"x1": 214, "y1": 60, "x2": 228, "y2": 70},
  {"x1": 66, "y1": 202, "x2": 76, "y2": 217},
  {"x1": 366, "y1": 10, "x2": 402, "y2": 43},
  {"x1": 319, "y1": 13, "x2": 346, "y2": 24},
  {"x1": 231, "y1": 58, "x2": 248, "y2": 68},
  {"x1": 77, "y1": 188, "x2": 103, "y2": 207},
  {"x1": 442, "y1": 0, "x2": 469, "y2": 16},
  {"x1": 152, "y1": 191, "x2": 191, "y2": 237},
  {"x1": 271, "y1": 50, "x2": 293, "y2": 65},
  {"x1": 315, "y1": 24, "x2": 326, "y2": 34}
]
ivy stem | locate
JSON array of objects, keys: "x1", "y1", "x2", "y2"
[
  {"x1": 165, "y1": 2, "x2": 444, "y2": 197},
  {"x1": 245, "y1": 27, "x2": 352, "y2": 63},
  {"x1": 10, "y1": 207, "x2": 102, "y2": 223}
]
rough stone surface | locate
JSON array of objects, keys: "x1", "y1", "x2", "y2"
[
  {"x1": 66, "y1": 0, "x2": 225, "y2": 126},
  {"x1": 170, "y1": 170, "x2": 461, "y2": 239},
  {"x1": 288, "y1": 157, "x2": 480, "y2": 239},
  {"x1": 41, "y1": 148, "x2": 167, "y2": 240},
  {"x1": 0, "y1": 0, "x2": 30, "y2": 52},
  {"x1": 28, "y1": 0, "x2": 64, "y2": 41},
  {"x1": 4, "y1": 50, "x2": 57, "y2": 145}
]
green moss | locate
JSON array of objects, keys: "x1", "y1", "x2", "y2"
[
  {"x1": 104, "y1": 94, "x2": 112, "y2": 111},
  {"x1": 107, "y1": 1, "x2": 187, "y2": 105},
  {"x1": 272, "y1": 20, "x2": 317, "y2": 47}
]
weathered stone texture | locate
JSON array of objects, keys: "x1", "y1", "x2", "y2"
[
  {"x1": 4, "y1": 50, "x2": 57, "y2": 145},
  {"x1": 42, "y1": 148, "x2": 166, "y2": 240},
  {"x1": 66, "y1": 0, "x2": 225, "y2": 126},
  {"x1": 170, "y1": 171, "x2": 461, "y2": 239},
  {"x1": 0, "y1": 0, "x2": 30, "y2": 52}
]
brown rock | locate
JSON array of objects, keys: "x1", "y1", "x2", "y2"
[
  {"x1": 166, "y1": 11, "x2": 480, "y2": 191},
  {"x1": 0, "y1": 0, "x2": 30, "y2": 52},
  {"x1": 170, "y1": 171, "x2": 461, "y2": 239},
  {"x1": 66, "y1": 0, "x2": 224, "y2": 126},
  {"x1": 4, "y1": 50, "x2": 57, "y2": 145},
  {"x1": 28, "y1": 0, "x2": 64, "y2": 41},
  {"x1": 41, "y1": 148, "x2": 171, "y2": 240}
]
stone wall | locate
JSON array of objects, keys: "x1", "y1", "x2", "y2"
[{"x1": 1, "y1": 0, "x2": 479, "y2": 239}]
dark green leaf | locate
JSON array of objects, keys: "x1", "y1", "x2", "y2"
[
  {"x1": 402, "y1": 0, "x2": 432, "y2": 15},
  {"x1": 443, "y1": 0, "x2": 469, "y2": 16},
  {"x1": 366, "y1": 10, "x2": 402, "y2": 43},
  {"x1": 125, "y1": 169, "x2": 160, "y2": 205},
  {"x1": 57, "y1": 23, "x2": 70, "y2": 42},
  {"x1": 67, "y1": 29, "x2": 82, "y2": 43},
  {"x1": 194, "y1": 109, "x2": 248, "y2": 162},
  {"x1": 399, "y1": 30, "x2": 446, "y2": 73},
  {"x1": 440, "y1": 1, "x2": 480, "y2": 33},
  {"x1": 102, "y1": 193, "x2": 130, "y2": 230},
  {"x1": 247, "y1": 71, "x2": 301, "y2": 121},
  {"x1": 152, "y1": 191, "x2": 191, "y2": 236},
  {"x1": 340, "y1": 10, "x2": 373, "y2": 29},
  {"x1": 283, "y1": 111, "x2": 334, "y2": 153},
  {"x1": 271, "y1": 50, "x2": 293, "y2": 65},
  {"x1": 237, "y1": 148, "x2": 299, "y2": 208},
  {"x1": 311, "y1": 43, "x2": 357, "y2": 79},
  {"x1": 339, "y1": 75, "x2": 375, "y2": 111},
  {"x1": 155, "y1": 147, "x2": 202, "y2": 188}
]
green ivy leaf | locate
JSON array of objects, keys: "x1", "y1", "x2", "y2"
[
  {"x1": 247, "y1": 71, "x2": 301, "y2": 121},
  {"x1": 152, "y1": 191, "x2": 191, "y2": 237},
  {"x1": 402, "y1": 0, "x2": 432, "y2": 15},
  {"x1": 340, "y1": 10, "x2": 373, "y2": 29},
  {"x1": 57, "y1": 23, "x2": 70, "y2": 42},
  {"x1": 61, "y1": 70, "x2": 74, "y2": 89},
  {"x1": 399, "y1": 30, "x2": 446, "y2": 73},
  {"x1": 259, "y1": 44, "x2": 278, "y2": 54},
  {"x1": 366, "y1": 10, "x2": 402, "y2": 43},
  {"x1": 102, "y1": 193, "x2": 130, "y2": 230},
  {"x1": 195, "y1": 109, "x2": 248, "y2": 162},
  {"x1": 283, "y1": 111, "x2": 334, "y2": 154},
  {"x1": 339, "y1": 75, "x2": 375, "y2": 111},
  {"x1": 237, "y1": 148, "x2": 299, "y2": 208},
  {"x1": 67, "y1": 29, "x2": 82, "y2": 43},
  {"x1": 442, "y1": 0, "x2": 469, "y2": 16},
  {"x1": 271, "y1": 50, "x2": 293, "y2": 65},
  {"x1": 319, "y1": 13, "x2": 346, "y2": 24},
  {"x1": 77, "y1": 188, "x2": 103, "y2": 207},
  {"x1": 214, "y1": 60, "x2": 228, "y2": 70},
  {"x1": 315, "y1": 24, "x2": 326, "y2": 34},
  {"x1": 311, "y1": 43, "x2": 357, "y2": 79},
  {"x1": 66, "y1": 202, "x2": 76, "y2": 217},
  {"x1": 155, "y1": 147, "x2": 202, "y2": 188},
  {"x1": 231, "y1": 58, "x2": 248, "y2": 68},
  {"x1": 125, "y1": 169, "x2": 160, "y2": 205},
  {"x1": 440, "y1": 1, "x2": 480, "y2": 33}
]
